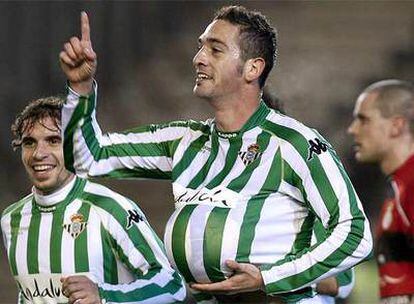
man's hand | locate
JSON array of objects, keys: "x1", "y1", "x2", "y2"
[
  {"x1": 61, "y1": 275, "x2": 101, "y2": 304},
  {"x1": 190, "y1": 260, "x2": 264, "y2": 295},
  {"x1": 316, "y1": 277, "x2": 338, "y2": 297},
  {"x1": 59, "y1": 11, "x2": 97, "y2": 95}
]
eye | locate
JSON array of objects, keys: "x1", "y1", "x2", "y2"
[
  {"x1": 48, "y1": 137, "x2": 62, "y2": 145},
  {"x1": 21, "y1": 139, "x2": 35, "y2": 148},
  {"x1": 212, "y1": 47, "x2": 222, "y2": 53}
]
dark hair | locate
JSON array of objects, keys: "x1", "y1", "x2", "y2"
[
  {"x1": 11, "y1": 96, "x2": 64, "y2": 149},
  {"x1": 214, "y1": 5, "x2": 277, "y2": 88},
  {"x1": 364, "y1": 79, "x2": 414, "y2": 135}
]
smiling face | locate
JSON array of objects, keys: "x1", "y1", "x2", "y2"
[
  {"x1": 21, "y1": 116, "x2": 73, "y2": 194},
  {"x1": 192, "y1": 20, "x2": 245, "y2": 101},
  {"x1": 348, "y1": 92, "x2": 394, "y2": 164}
]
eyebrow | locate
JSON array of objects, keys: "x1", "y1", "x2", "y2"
[{"x1": 198, "y1": 37, "x2": 228, "y2": 48}]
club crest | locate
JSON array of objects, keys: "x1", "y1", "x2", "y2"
[
  {"x1": 238, "y1": 143, "x2": 263, "y2": 166},
  {"x1": 63, "y1": 213, "x2": 87, "y2": 239}
]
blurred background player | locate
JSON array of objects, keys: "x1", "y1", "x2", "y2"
[
  {"x1": 1, "y1": 97, "x2": 186, "y2": 303},
  {"x1": 348, "y1": 79, "x2": 414, "y2": 304}
]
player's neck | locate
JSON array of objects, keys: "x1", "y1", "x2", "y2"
[
  {"x1": 211, "y1": 91, "x2": 261, "y2": 132},
  {"x1": 380, "y1": 137, "x2": 414, "y2": 175}
]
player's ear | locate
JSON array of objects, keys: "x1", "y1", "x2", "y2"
[
  {"x1": 244, "y1": 57, "x2": 265, "y2": 84},
  {"x1": 390, "y1": 116, "x2": 407, "y2": 137}
]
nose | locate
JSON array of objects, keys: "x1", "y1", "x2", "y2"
[
  {"x1": 193, "y1": 46, "x2": 207, "y2": 67},
  {"x1": 347, "y1": 120, "x2": 356, "y2": 135},
  {"x1": 32, "y1": 142, "x2": 48, "y2": 160}
]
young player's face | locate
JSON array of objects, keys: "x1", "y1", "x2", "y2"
[
  {"x1": 21, "y1": 116, "x2": 73, "y2": 195},
  {"x1": 348, "y1": 92, "x2": 393, "y2": 163},
  {"x1": 192, "y1": 20, "x2": 245, "y2": 100}
]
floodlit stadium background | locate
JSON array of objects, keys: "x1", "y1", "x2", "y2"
[{"x1": 1, "y1": 1, "x2": 413, "y2": 303}]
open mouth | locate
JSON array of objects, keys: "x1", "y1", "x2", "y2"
[
  {"x1": 32, "y1": 164, "x2": 55, "y2": 176},
  {"x1": 195, "y1": 72, "x2": 212, "y2": 84}
]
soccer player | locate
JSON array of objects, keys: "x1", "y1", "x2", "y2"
[
  {"x1": 1, "y1": 97, "x2": 186, "y2": 304},
  {"x1": 348, "y1": 80, "x2": 414, "y2": 304},
  {"x1": 60, "y1": 6, "x2": 372, "y2": 303}
]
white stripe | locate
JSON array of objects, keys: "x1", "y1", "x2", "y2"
[
  {"x1": 1, "y1": 212, "x2": 12, "y2": 256},
  {"x1": 100, "y1": 126, "x2": 188, "y2": 146},
  {"x1": 163, "y1": 209, "x2": 181, "y2": 270},
  {"x1": 37, "y1": 213, "x2": 53, "y2": 273},
  {"x1": 250, "y1": 193, "x2": 308, "y2": 264},
  {"x1": 185, "y1": 205, "x2": 213, "y2": 283},
  {"x1": 61, "y1": 199, "x2": 83, "y2": 274},
  {"x1": 90, "y1": 155, "x2": 172, "y2": 176},
  {"x1": 220, "y1": 202, "x2": 248, "y2": 271},
  {"x1": 15, "y1": 202, "x2": 32, "y2": 275},
  {"x1": 86, "y1": 206, "x2": 104, "y2": 282}
]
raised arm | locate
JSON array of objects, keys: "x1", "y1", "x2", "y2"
[
  {"x1": 60, "y1": 13, "x2": 189, "y2": 180},
  {"x1": 59, "y1": 11, "x2": 96, "y2": 95}
]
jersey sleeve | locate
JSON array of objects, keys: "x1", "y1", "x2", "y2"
[
  {"x1": 260, "y1": 126, "x2": 373, "y2": 294},
  {"x1": 90, "y1": 191, "x2": 186, "y2": 303},
  {"x1": 335, "y1": 268, "x2": 355, "y2": 299},
  {"x1": 62, "y1": 82, "x2": 188, "y2": 180}
]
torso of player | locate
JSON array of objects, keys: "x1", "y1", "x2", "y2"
[
  {"x1": 2, "y1": 194, "x2": 133, "y2": 304},
  {"x1": 164, "y1": 125, "x2": 311, "y2": 283},
  {"x1": 376, "y1": 168, "x2": 414, "y2": 298}
]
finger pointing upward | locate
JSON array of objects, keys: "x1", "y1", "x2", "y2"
[{"x1": 80, "y1": 11, "x2": 90, "y2": 43}]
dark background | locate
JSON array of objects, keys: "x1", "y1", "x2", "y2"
[{"x1": 2, "y1": 1, "x2": 414, "y2": 302}]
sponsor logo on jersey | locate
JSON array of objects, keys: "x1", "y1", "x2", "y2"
[
  {"x1": 126, "y1": 210, "x2": 145, "y2": 229},
  {"x1": 238, "y1": 143, "x2": 263, "y2": 166},
  {"x1": 173, "y1": 183, "x2": 243, "y2": 208},
  {"x1": 307, "y1": 138, "x2": 328, "y2": 160},
  {"x1": 62, "y1": 213, "x2": 87, "y2": 239}
]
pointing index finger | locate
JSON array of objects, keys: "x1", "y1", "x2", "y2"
[{"x1": 80, "y1": 11, "x2": 90, "y2": 42}]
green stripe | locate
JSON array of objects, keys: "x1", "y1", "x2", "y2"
[
  {"x1": 187, "y1": 132, "x2": 219, "y2": 189},
  {"x1": 81, "y1": 192, "x2": 160, "y2": 276},
  {"x1": 203, "y1": 207, "x2": 230, "y2": 282},
  {"x1": 236, "y1": 147, "x2": 282, "y2": 262},
  {"x1": 171, "y1": 205, "x2": 197, "y2": 283},
  {"x1": 74, "y1": 202, "x2": 91, "y2": 273},
  {"x1": 98, "y1": 167, "x2": 171, "y2": 179},
  {"x1": 27, "y1": 203, "x2": 40, "y2": 274},
  {"x1": 99, "y1": 271, "x2": 184, "y2": 302},
  {"x1": 207, "y1": 137, "x2": 243, "y2": 188},
  {"x1": 63, "y1": 95, "x2": 92, "y2": 173},
  {"x1": 227, "y1": 131, "x2": 271, "y2": 191},
  {"x1": 100, "y1": 225, "x2": 119, "y2": 283},
  {"x1": 8, "y1": 204, "x2": 25, "y2": 275},
  {"x1": 50, "y1": 209, "x2": 64, "y2": 273},
  {"x1": 172, "y1": 135, "x2": 210, "y2": 181},
  {"x1": 337, "y1": 268, "x2": 354, "y2": 287}
]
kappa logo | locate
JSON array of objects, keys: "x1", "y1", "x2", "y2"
[
  {"x1": 62, "y1": 213, "x2": 87, "y2": 239},
  {"x1": 238, "y1": 143, "x2": 263, "y2": 166},
  {"x1": 307, "y1": 138, "x2": 328, "y2": 161},
  {"x1": 126, "y1": 210, "x2": 144, "y2": 229}
]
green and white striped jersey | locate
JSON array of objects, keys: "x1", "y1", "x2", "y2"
[
  {"x1": 312, "y1": 220, "x2": 355, "y2": 303},
  {"x1": 1, "y1": 176, "x2": 186, "y2": 304},
  {"x1": 62, "y1": 84, "x2": 372, "y2": 302}
]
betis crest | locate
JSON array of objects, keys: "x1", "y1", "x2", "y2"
[
  {"x1": 63, "y1": 213, "x2": 87, "y2": 239},
  {"x1": 238, "y1": 143, "x2": 262, "y2": 166}
]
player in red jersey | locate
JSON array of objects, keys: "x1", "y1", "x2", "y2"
[{"x1": 348, "y1": 79, "x2": 414, "y2": 304}]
